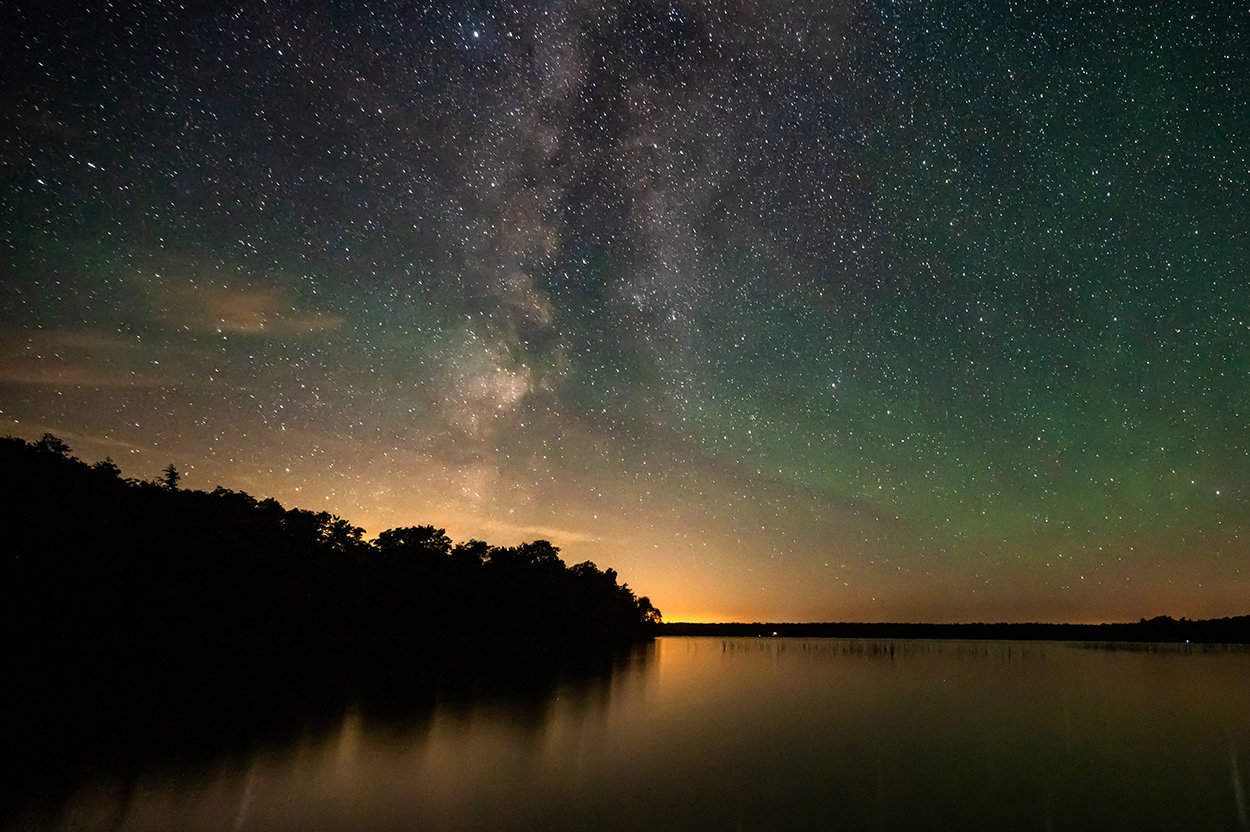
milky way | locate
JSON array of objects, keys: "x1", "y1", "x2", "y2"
[{"x1": 3, "y1": 1, "x2": 1248, "y2": 621}]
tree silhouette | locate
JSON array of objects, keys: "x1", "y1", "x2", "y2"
[
  {"x1": 35, "y1": 433, "x2": 72, "y2": 458},
  {"x1": 92, "y1": 457, "x2": 121, "y2": 478},
  {"x1": 374, "y1": 525, "x2": 452, "y2": 562},
  {"x1": 1, "y1": 431, "x2": 665, "y2": 702},
  {"x1": 323, "y1": 516, "x2": 365, "y2": 553},
  {"x1": 160, "y1": 463, "x2": 181, "y2": 490},
  {"x1": 450, "y1": 539, "x2": 489, "y2": 569},
  {"x1": 637, "y1": 596, "x2": 662, "y2": 625},
  {"x1": 489, "y1": 539, "x2": 564, "y2": 571}
]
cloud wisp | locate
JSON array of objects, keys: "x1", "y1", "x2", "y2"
[{"x1": 147, "y1": 279, "x2": 344, "y2": 336}]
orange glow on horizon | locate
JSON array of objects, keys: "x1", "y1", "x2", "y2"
[{"x1": 661, "y1": 613, "x2": 750, "y2": 624}]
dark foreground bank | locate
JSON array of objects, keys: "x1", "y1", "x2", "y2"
[
  {"x1": 660, "y1": 616, "x2": 1250, "y2": 643},
  {"x1": 2, "y1": 433, "x2": 660, "y2": 668},
  {"x1": 2, "y1": 433, "x2": 665, "y2": 826}
]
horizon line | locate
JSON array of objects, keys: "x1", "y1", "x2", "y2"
[{"x1": 660, "y1": 614, "x2": 1246, "y2": 627}]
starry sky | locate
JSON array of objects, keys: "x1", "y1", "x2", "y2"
[{"x1": 3, "y1": 0, "x2": 1248, "y2": 623}]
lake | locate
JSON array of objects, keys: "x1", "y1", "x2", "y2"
[{"x1": 11, "y1": 637, "x2": 1250, "y2": 831}]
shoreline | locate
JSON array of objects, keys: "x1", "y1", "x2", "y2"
[{"x1": 657, "y1": 616, "x2": 1250, "y2": 643}]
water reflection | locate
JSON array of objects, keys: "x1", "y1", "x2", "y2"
[
  {"x1": 9, "y1": 638, "x2": 1250, "y2": 831},
  {"x1": 5, "y1": 642, "x2": 654, "y2": 831}
]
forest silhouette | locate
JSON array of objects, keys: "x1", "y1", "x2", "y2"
[
  {"x1": 3, "y1": 433, "x2": 661, "y2": 675},
  {"x1": 3, "y1": 431, "x2": 667, "y2": 822}
]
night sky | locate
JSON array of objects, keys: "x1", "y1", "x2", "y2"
[{"x1": 3, "y1": 1, "x2": 1248, "y2": 623}]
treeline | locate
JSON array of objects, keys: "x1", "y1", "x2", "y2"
[
  {"x1": 2, "y1": 434, "x2": 660, "y2": 670},
  {"x1": 660, "y1": 617, "x2": 1250, "y2": 644}
]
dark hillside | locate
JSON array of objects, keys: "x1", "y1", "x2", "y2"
[{"x1": 2, "y1": 434, "x2": 660, "y2": 673}]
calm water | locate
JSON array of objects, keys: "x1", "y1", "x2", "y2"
[{"x1": 13, "y1": 637, "x2": 1250, "y2": 831}]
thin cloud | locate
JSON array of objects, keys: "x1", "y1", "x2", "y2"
[
  {"x1": 0, "y1": 328, "x2": 172, "y2": 388},
  {"x1": 7, "y1": 423, "x2": 145, "y2": 455},
  {"x1": 473, "y1": 517, "x2": 605, "y2": 546},
  {"x1": 151, "y1": 281, "x2": 344, "y2": 335}
]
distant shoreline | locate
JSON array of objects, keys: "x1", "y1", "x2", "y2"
[{"x1": 658, "y1": 616, "x2": 1250, "y2": 644}]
